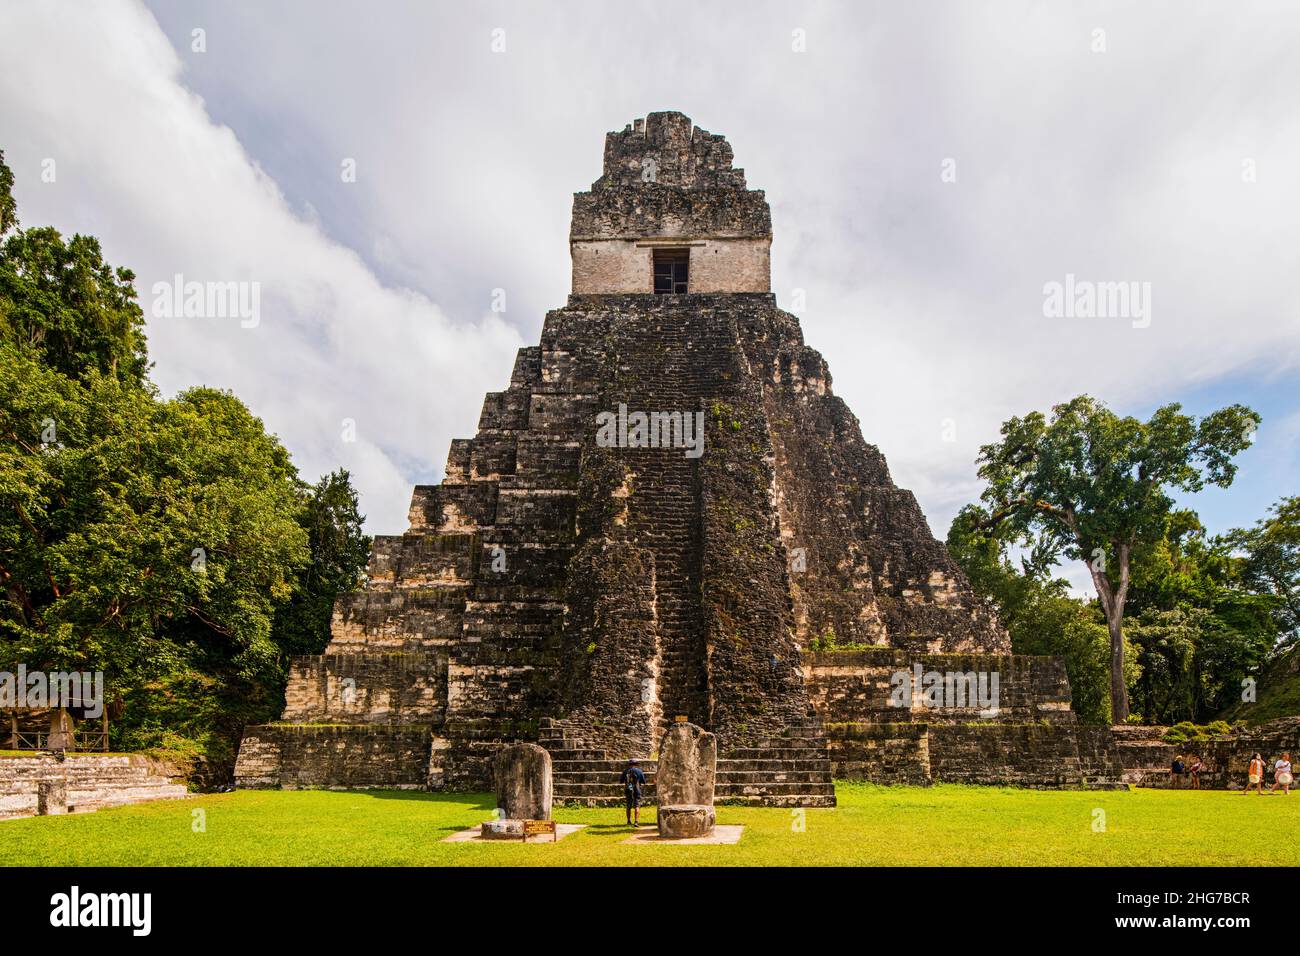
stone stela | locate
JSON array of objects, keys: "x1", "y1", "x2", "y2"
[
  {"x1": 655, "y1": 722, "x2": 718, "y2": 839},
  {"x1": 480, "y1": 742, "x2": 552, "y2": 840}
]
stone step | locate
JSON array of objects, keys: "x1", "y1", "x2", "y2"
[
  {"x1": 551, "y1": 758, "x2": 659, "y2": 771},
  {"x1": 759, "y1": 734, "x2": 827, "y2": 745},
  {"x1": 67, "y1": 784, "x2": 189, "y2": 808},
  {"x1": 721, "y1": 747, "x2": 831, "y2": 760},
  {"x1": 551, "y1": 795, "x2": 652, "y2": 807},
  {"x1": 553, "y1": 782, "x2": 658, "y2": 796},
  {"x1": 718, "y1": 759, "x2": 832, "y2": 773},
  {"x1": 716, "y1": 781, "x2": 836, "y2": 796},
  {"x1": 552, "y1": 771, "x2": 660, "y2": 784},
  {"x1": 538, "y1": 749, "x2": 612, "y2": 762},
  {"x1": 716, "y1": 770, "x2": 831, "y2": 784},
  {"x1": 541, "y1": 718, "x2": 837, "y2": 807},
  {"x1": 717, "y1": 793, "x2": 837, "y2": 808}
]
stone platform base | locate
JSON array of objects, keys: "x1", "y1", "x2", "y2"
[
  {"x1": 0, "y1": 753, "x2": 188, "y2": 821},
  {"x1": 623, "y1": 824, "x2": 744, "y2": 846},
  {"x1": 235, "y1": 724, "x2": 430, "y2": 790},
  {"x1": 657, "y1": 803, "x2": 716, "y2": 838},
  {"x1": 480, "y1": 818, "x2": 527, "y2": 839},
  {"x1": 444, "y1": 823, "x2": 585, "y2": 844}
]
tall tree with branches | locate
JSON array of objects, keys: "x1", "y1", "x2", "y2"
[{"x1": 975, "y1": 395, "x2": 1258, "y2": 723}]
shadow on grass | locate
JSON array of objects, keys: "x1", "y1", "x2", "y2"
[
  {"x1": 314, "y1": 789, "x2": 496, "y2": 832},
  {"x1": 350, "y1": 789, "x2": 493, "y2": 806},
  {"x1": 585, "y1": 823, "x2": 640, "y2": 832}
]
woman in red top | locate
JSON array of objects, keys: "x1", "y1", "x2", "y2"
[{"x1": 1242, "y1": 753, "x2": 1265, "y2": 795}]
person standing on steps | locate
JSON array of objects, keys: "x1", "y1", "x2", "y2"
[{"x1": 620, "y1": 758, "x2": 647, "y2": 826}]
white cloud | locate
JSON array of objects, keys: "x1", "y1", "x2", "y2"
[
  {"x1": 0, "y1": 0, "x2": 524, "y2": 532},
  {"x1": 4, "y1": 0, "x2": 1298, "y2": 554}
]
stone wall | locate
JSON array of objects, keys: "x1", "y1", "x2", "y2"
[
  {"x1": 557, "y1": 525, "x2": 662, "y2": 759},
  {"x1": 0, "y1": 754, "x2": 187, "y2": 820},
  {"x1": 823, "y1": 722, "x2": 931, "y2": 785},
  {"x1": 570, "y1": 239, "x2": 771, "y2": 294},
  {"x1": 1108, "y1": 725, "x2": 1179, "y2": 785},
  {"x1": 698, "y1": 319, "x2": 810, "y2": 743},
  {"x1": 235, "y1": 725, "x2": 430, "y2": 790},
  {"x1": 570, "y1": 111, "x2": 772, "y2": 296},
  {"x1": 1115, "y1": 719, "x2": 1300, "y2": 790},
  {"x1": 808, "y1": 647, "x2": 1130, "y2": 788},
  {"x1": 823, "y1": 721, "x2": 1122, "y2": 788},
  {"x1": 805, "y1": 649, "x2": 1072, "y2": 725},
  {"x1": 927, "y1": 724, "x2": 1091, "y2": 788},
  {"x1": 816, "y1": 660, "x2": 1300, "y2": 791},
  {"x1": 281, "y1": 652, "x2": 448, "y2": 725}
]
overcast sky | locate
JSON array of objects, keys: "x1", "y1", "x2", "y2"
[{"x1": 2, "y1": 0, "x2": 1298, "y2": 595}]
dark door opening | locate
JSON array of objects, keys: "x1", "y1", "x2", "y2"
[{"x1": 653, "y1": 248, "x2": 690, "y2": 294}]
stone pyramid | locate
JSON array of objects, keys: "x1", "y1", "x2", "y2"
[{"x1": 236, "y1": 112, "x2": 1008, "y2": 798}]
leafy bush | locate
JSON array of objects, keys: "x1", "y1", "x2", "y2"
[{"x1": 1162, "y1": 720, "x2": 1234, "y2": 745}]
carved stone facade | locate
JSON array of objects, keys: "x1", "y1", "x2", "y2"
[
  {"x1": 235, "y1": 112, "x2": 1084, "y2": 802},
  {"x1": 570, "y1": 112, "x2": 771, "y2": 295}
]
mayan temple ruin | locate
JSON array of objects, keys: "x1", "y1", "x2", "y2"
[{"x1": 236, "y1": 112, "x2": 1128, "y2": 803}]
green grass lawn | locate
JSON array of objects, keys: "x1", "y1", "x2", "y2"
[{"x1": 2, "y1": 782, "x2": 1295, "y2": 866}]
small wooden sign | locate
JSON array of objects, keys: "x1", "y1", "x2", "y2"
[
  {"x1": 674, "y1": 715, "x2": 688, "y2": 723},
  {"x1": 522, "y1": 819, "x2": 557, "y2": 843}
]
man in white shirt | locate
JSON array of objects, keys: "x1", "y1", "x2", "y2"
[{"x1": 1271, "y1": 752, "x2": 1292, "y2": 795}]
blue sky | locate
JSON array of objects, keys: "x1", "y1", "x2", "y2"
[{"x1": 1163, "y1": 371, "x2": 1299, "y2": 535}]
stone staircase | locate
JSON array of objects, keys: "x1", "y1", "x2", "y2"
[
  {"x1": 539, "y1": 719, "x2": 658, "y2": 806},
  {"x1": 1, "y1": 753, "x2": 189, "y2": 820},
  {"x1": 717, "y1": 718, "x2": 837, "y2": 807},
  {"x1": 617, "y1": 310, "x2": 718, "y2": 729},
  {"x1": 540, "y1": 716, "x2": 836, "y2": 807}
]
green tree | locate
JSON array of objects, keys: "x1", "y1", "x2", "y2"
[
  {"x1": 0, "y1": 149, "x2": 148, "y2": 386},
  {"x1": 0, "y1": 149, "x2": 16, "y2": 237},
  {"x1": 272, "y1": 469, "x2": 371, "y2": 659},
  {"x1": 974, "y1": 395, "x2": 1258, "y2": 723},
  {"x1": 0, "y1": 228, "x2": 149, "y2": 386},
  {"x1": 1227, "y1": 496, "x2": 1300, "y2": 648},
  {"x1": 1122, "y1": 512, "x2": 1276, "y2": 721},
  {"x1": 0, "y1": 149, "x2": 372, "y2": 779},
  {"x1": 948, "y1": 505, "x2": 1119, "y2": 724},
  {"x1": 0, "y1": 344, "x2": 309, "y2": 682}
]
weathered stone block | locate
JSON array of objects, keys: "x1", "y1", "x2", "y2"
[
  {"x1": 657, "y1": 803, "x2": 715, "y2": 839},
  {"x1": 656, "y1": 722, "x2": 717, "y2": 807},
  {"x1": 480, "y1": 818, "x2": 527, "y2": 839},
  {"x1": 493, "y1": 742, "x2": 553, "y2": 821},
  {"x1": 37, "y1": 778, "x2": 67, "y2": 815}
]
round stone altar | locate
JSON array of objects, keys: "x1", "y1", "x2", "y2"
[
  {"x1": 657, "y1": 804, "x2": 716, "y2": 839},
  {"x1": 480, "y1": 818, "x2": 526, "y2": 840}
]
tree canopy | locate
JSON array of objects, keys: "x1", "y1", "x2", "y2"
[
  {"x1": 0, "y1": 149, "x2": 369, "y2": 781},
  {"x1": 961, "y1": 395, "x2": 1274, "y2": 723},
  {"x1": 0, "y1": 164, "x2": 149, "y2": 385}
]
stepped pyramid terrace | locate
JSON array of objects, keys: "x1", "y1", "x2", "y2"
[{"x1": 236, "y1": 111, "x2": 1127, "y2": 803}]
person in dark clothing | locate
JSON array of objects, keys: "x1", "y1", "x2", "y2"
[{"x1": 620, "y1": 758, "x2": 647, "y2": 826}]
